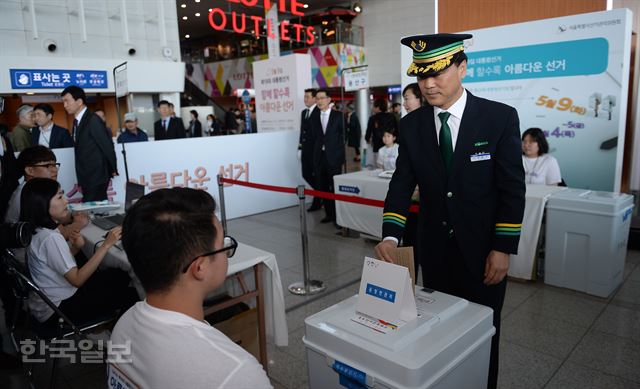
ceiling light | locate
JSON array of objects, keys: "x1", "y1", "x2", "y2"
[
  {"x1": 208, "y1": 8, "x2": 212, "y2": 12},
  {"x1": 353, "y1": 3, "x2": 362, "y2": 13},
  {"x1": 195, "y1": 12, "x2": 200, "y2": 17},
  {"x1": 182, "y1": 16, "x2": 188, "y2": 20},
  {"x1": 303, "y1": 3, "x2": 308, "y2": 8},
  {"x1": 195, "y1": 0, "x2": 200, "y2": 2},
  {"x1": 185, "y1": 34, "x2": 190, "y2": 38},
  {"x1": 321, "y1": 21, "x2": 328, "y2": 25},
  {"x1": 26, "y1": 92, "x2": 35, "y2": 95},
  {"x1": 181, "y1": 4, "x2": 186, "y2": 8}
]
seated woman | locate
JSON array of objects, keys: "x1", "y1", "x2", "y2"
[
  {"x1": 376, "y1": 129, "x2": 399, "y2": 171},
  {"x1": 522, "y1": 128, "x2": 562, "y2": 185},
  {"x1": 20, "y1": 178, "x2": 138, "y2": 326}
]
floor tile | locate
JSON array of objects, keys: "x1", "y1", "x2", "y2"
[
  {"x1": 546, "y1": 361, "x2": 639, "y2": 389},
  {"x1": 567, "y1": 330, "x2": 640, "y2": 383},
  {"x1": 516, "y1": 288, "x2": 606, "y2": 327},
  {"x1": 629, "y1": 265, "x2": 640, "y2": 282},
  {"x1": 612, "y1": 280, "x2": 640, "y2": 311},
  {"x1": 592, "y1": 304, "x2": 640, "y2": 342},
  {"x1": 623, "y1": 262, "x2": 638, "y2": 281},
  {"x1": 626, "y1": 250, "x2": 640, "y2": 265},
  {"x1": 497, "y1": 340, "x2": 562, "y2": 389},
  {"x1": 266, "y1": 347, "x2": 308, "y2": 389},
  {"x1": 501, "y1": 308, "x2": 589, "y2": 359},
  {"x1": 503, "y1": 280, "x2": 540, "y2": 308}
]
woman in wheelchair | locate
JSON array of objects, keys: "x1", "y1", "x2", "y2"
[{"x1": 19, "y1": 178, "x2": 138, "y2": 326}]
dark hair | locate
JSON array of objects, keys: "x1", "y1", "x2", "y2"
[
  {"x1": 383, "y1": 128, "x2": 398, "y2": 137},
  {"x1": 316, "y1": 88, "x2": 330, "y2": 98},
  {"x1": 60, "y1": 85, "x2": 86, "y2": 105},
  {"x1": 304, "y1": 88, "x2": 317, "y2": 97},
  {"x1": 392, "y1": 102, "x2": 401, "y2": 109},
  {"x1": 522, "y1": 127, "x2": 549, "y2": 155},
  {"x1": 169, "y1": 103, "x2": 175, "y2": 108},
  {"x1": 373, "y1": 99, "x2": 388, "y2": 112},
  {"x1": 20, "y1": 178, "x2": 59, "y2": 230},
  {"x1": 33, "y1": 103, "x2": 54, "y2": 117},
  {"x1": 207, "y1": 114, "x2": 214, "y2": 120},
  {"x1": 122, "y1": 188, "x2": 218, "y2": 293},
  {"x1": 157, "y1": 100, "x2": 170, "y2": 108},
  {"x1": 453, "y1": 51, "x2": 468, "y2": 66},
  {"x1": 17, "y1": 145, "x2": 57, "y2": 176},
  {"x1": 403, "y1": 83, "x2": 423, "y2": 102},
  {"x1": 190, "y1": 110, "x2": 198, "y2": 119}
]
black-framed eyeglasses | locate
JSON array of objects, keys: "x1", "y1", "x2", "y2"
[
  {"x1": 182, "y1": 236, "x2": 238, "y2": 273},
  {"x1": 29, "y1": 162, "x2": 61, "y2": 169}
]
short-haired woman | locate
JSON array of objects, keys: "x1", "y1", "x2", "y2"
[{"x1": 522, "y1": 127, "x2": 562, "y2": 185}]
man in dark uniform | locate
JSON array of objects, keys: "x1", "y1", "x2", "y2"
[{"x1": 375, "y1": 34, "x2": 525, "y2": 389}]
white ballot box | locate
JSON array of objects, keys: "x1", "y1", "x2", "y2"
[
  {"x1": 303, "y1": 287, "x2": 495, "y2": 389},
  {"x1": 544, "y1": 189, "x2": 634, "y2": 297}
]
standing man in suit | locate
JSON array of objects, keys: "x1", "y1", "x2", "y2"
[
  {"x1": 375, "y1": 34, "x2": 525, "y2": 389},
  {"x1": 154, "y1": 100, "x2": 186, "y2": 140},
  {"x1": 10, "y1": 104, "x2": 34, "y2": 152},
  {"x1": 310, "y1": 89, "x2": 345, "y2": 225},
  {"x1": 299, "y1": 88, "x2": 322, "y2": 212},
  {"x1": 61, "y1": 85, "x2": 118, "y2": 202},
  {"x1": 32, "y1": 103, "x2": 74, "y2": 149}
]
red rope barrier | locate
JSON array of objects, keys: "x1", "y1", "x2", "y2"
[{"x1": 219, "y1": 177, "x2": 420, "y2": 213}]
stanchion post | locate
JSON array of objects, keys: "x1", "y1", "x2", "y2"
[
  {"x1": 217, "y1": 174, "x2": 228, "y2": 234},
  {"x1": 288, "y1": 186, "x2": 326, "y2": 295}
]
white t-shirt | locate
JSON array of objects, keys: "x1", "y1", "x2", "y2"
[
  {"x1": 377, "y1": 143, "x2": 399, "y2": 171},
  {"x1": 109, "y1": 301, "x2": 272, "y2": 389},
  {"x1": 522, "y1": 154, "x2": 562, "y2": 185},
  {"x1": 27, "y1": 227, "x2": 78, "y2": 322}
]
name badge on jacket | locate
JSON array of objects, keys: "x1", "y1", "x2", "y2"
[{"x1": 470, "y1": 152, "x2": 491, "y2": 162}]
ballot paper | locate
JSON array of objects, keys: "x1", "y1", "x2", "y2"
[{"x1": 356, "y1": 257, "x2": 417, "y2": 327}]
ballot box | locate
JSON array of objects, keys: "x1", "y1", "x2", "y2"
[
  {"x1": 303, "y1": 287, "x2": 495, "y2": 389},
  {"x1": 544, "y1": 189, "x2": 634, "y2": 297}
]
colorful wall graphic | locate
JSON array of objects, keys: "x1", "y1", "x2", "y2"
[{"x1": 198, "y1": 44, "x2": 366, "y2": 97}]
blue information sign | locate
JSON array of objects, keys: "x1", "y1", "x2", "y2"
[{"x1": 10, "y1": 69, "x2": 108, "y2": 89}]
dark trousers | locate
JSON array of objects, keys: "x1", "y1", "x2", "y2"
[
  {"x1": 301, "y1": 150, "x2": 322, "y2": 208},
  {"x1": 421, "y1": 238, "x2": 506, "y2": 389},
  {"x1": 315, "y1": 155, "x2": 342, "y2": 220},
  {"x1": 82, "y1": 182, "x2": 109, "y2": 202},
  {"x1": 44, "y1": 268, "x2": 138, "y2": 327}
]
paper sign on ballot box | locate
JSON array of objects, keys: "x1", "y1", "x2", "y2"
[{"x1": 356, "y1": 257, "x2": 417, "y2": 325}]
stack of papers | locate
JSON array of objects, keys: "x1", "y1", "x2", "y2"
[{"x1": 69, "y1": 201, "x2": 120, "y2": 213}]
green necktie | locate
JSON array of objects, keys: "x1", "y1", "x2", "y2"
[{"x1": 438, "y1": 112, "x2": 453, "y2": 174}]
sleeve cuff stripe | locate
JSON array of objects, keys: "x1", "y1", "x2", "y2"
[
  {"x1": 496, "y1": 223, "x2": 522, "y2": 227},
  {"x1": 383, "y1": 215, "x2": 406, "y2": 224},
  {"x1": 383, "y1": 212, "x2": 407, "y2": 221},
  {"x1": 496, "y1": 227, "x2": 521, "y2": 232},
  {"x1": 496, "y1": 231, "x2": 521, "y2": 236},
  {"x1": 383, "y1": 219, "x2": 406, "y2": 228}
]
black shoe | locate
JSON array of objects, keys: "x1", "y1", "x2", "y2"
[
  {"x1": 307, "y1": 205, "x2": 322, "y2": 212},
  {"x1": 334, "y1": 222, "x2": 342, "y2": 230},
  {"x1": 320, "y1": 217, "x2": 334, "y2": 223}
]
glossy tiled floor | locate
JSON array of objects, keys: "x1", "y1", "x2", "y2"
[{"x1": 2, "y1": 205, "x2": 639, "y2": 388}]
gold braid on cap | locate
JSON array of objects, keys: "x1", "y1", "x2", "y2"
[{"x1": 421, "y1": 56, "x2": 454, "y2": 73}]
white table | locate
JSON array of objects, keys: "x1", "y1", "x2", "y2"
[
  {"x1": 81, "y1": 223, "x2": 289, "y2": 367},
  {"x1": 508, "y1": 185, "x2": 567, "y2": 280},
  {"x1": 334, "y1": 169, "x2": 390, "y2": 238}
]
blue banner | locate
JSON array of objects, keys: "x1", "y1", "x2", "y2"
[
  {"x1": 365, "y1": 283, "x2": 396, "y2": 303},
  {"x1": 464, "y1": 38, "x2": 608, "y2": 83},
  {"x1": 10, "y1": 69, "x2": 108, "y2": 89}
]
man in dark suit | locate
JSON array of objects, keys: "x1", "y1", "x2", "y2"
[
  {"x1": 375, "y1": 34, "x2": 525, "y2": 389},
  {"x1": 310, "y1": 89, "x2": 345, "y2": 225},
  {"x1": 61, "y1": 85, "x2": 118, "y2": 202},
  {"x1": 299, "y1": 88, "x2": 322, "y2": 212},
  {"x1": 154, "y1": 100, "x2": 186, "y2": 140},
  {"x1": 31, "y1": 103, "x2": 74, "y2": 149}
]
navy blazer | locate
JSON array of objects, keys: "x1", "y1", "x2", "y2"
[
  {"x1": 154, "y1": 117, "x2": 186, "y2": 140},
  {"x1": 74, "y1": 110, "x2": 117, "y2": 189},
  {"x1": 383, "y1": 91, "x2": 525, "y2": 279},
  {"x1": 31, "y1": 124, "x2": 74, "y2": 149},
  {"x1": 310, "y1": 108, "x2": 345, "y2": 169}
]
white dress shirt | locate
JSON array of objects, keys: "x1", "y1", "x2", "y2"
[
  {"x1": 39, "y1": 123, "x2": 54, "y2": 146},
  {"x1": 320, "y1": 109, "x2": 330, "y2": 133},
  {"x1": 433, "y1": 89, "x2": 467, "y2": 150}
]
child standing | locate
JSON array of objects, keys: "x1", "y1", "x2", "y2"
[{"x1": 377, "y1": 129, "x2": 399, "y2": 171}]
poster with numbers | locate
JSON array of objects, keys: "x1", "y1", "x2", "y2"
[{"x1": 461, "y1": 9, "x2": 632, "y2": 191}]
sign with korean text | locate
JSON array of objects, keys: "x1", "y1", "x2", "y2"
[
  {"x1": 10, "y1": 69, "x2": 108, "y2": 89},
  {"x1": 462, "y1": 9, "x2": 632, "y2": 191},
  {"x1": 356, "y1": 257, "x2": 417, "y2": 326},
  {"x1": 253, "y1": 54, "x2": 311, "y2": 132},
  {"x1": 343, "y1": 66, "x2": 369, "y2": 92},
  {"x1": 48, "y1": 130, "x2": 303, "y2": 219}
]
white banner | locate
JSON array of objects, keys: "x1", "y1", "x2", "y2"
[
  {"x1": 462, "y1": 9, "x2": 633, "y2": 191},
  {"x1": 253, "y1": 54, "x2": 311, "y2": 133},
  {"x1": 51, "y1": 132, "x2": 304, "y2": 219}
]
